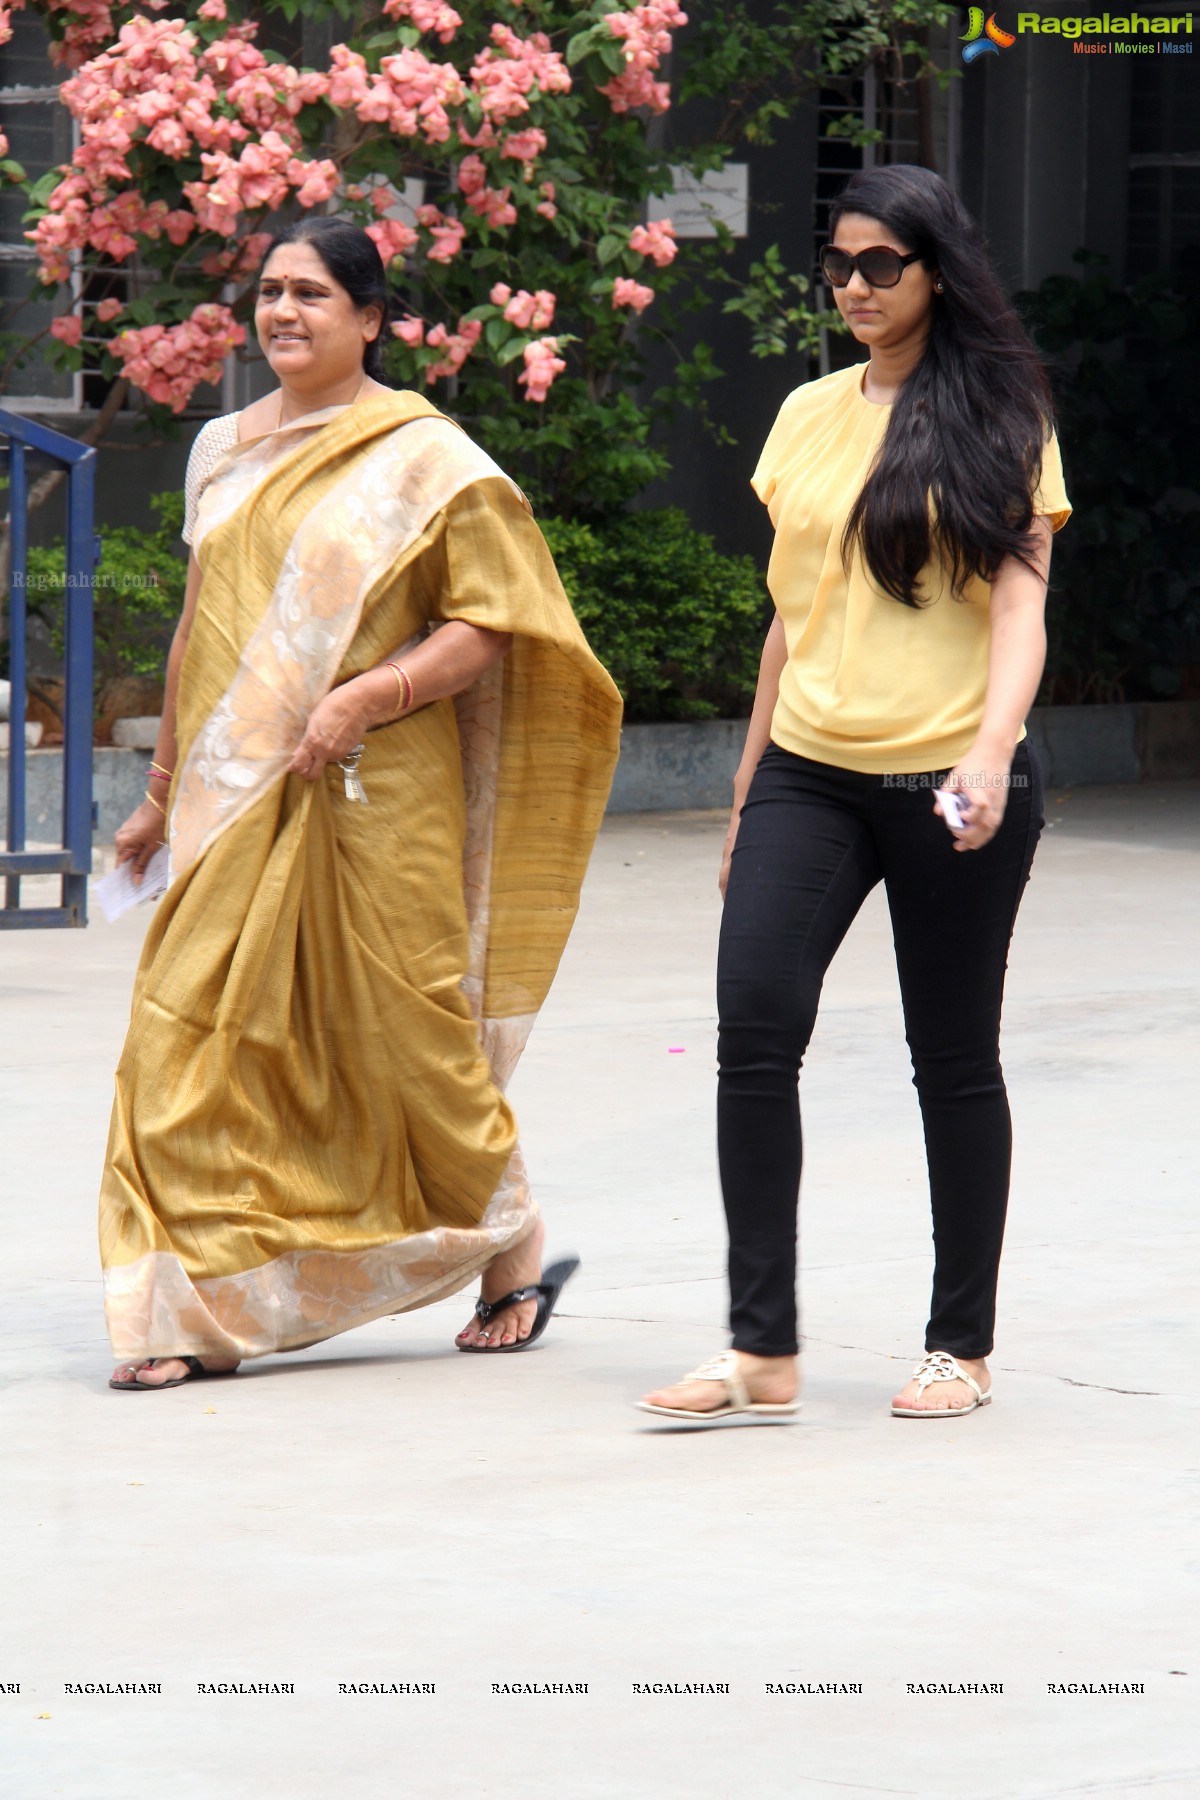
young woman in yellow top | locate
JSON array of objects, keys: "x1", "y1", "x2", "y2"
[{"x1": 640, "y1": 165, "x2": 1070, "y2": 1426}]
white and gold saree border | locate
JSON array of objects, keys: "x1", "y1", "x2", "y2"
[{"x1": 105, "y1": 1202, "x2": 535, "y2": 1362}]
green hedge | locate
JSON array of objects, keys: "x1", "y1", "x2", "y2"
[
  {"x1": 541, "y1": 507, "x2": 766, "y2": 722},
  {"x1": 1017, "y1": 255, "x2": 1200, "y2": 703},
  {"x1": 16, "y1": 493, "x2": 767, "y2": 726},
  {"x1": 22, "y1": 490, "x2": 186, "y2": 700}
]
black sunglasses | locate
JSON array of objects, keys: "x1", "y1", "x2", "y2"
[{"x1": 819, "y1": 244, "x2": 923, "y2": 289}]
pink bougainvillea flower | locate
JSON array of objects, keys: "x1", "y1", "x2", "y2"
[
  {"x1": 465, "y1": 182, "x2": 516, "y2": 230},
  {"x1": 470, "y1": 24, "x2": 570, "y2": 124},
  {"x1": 599, "y1": 2, "x2": 687, "y2": 114},
  {"x1": 43, "y1": 0, "x2": 122, "y2": 69},
  {"x1": 94, "y1": 297, "x2": 124, "y2": 323},
  {"x1": 112, "y1": 302, "x2": 244, "y2": 412},
  {"x1": 518, "y1": 335, "x2": 566, "y2": 403},
  {"x1": 366, "y1": 49, "x2": 466, "y2": 144},
  {"x1": 502, "y1": 287, "x2": 555, "y2": 332},
  {"x1": 612, "y1": 277, "x2": 655, "y2": 312},
  {"x1": 456, "y1": 153, "x2": 488, "y2": 199},
  {"x1": 146, "y1": 118, "x2": 191, "y2": 159},
  {"x1": 500, "y1": 127, "x2": 546, "y2": 164},
  {"x1": 49, "y1": 313, "x2": 84, "y2": 347},
  {"x1": 365, "y1": 216, "x2": 419, "y2": 265},
  {"x1": 457, "y1": 119, "x2": 499, "y2": 151},
  {"x1": 287, "y1": 155, "x2": 339, "y2": 208},
  {"x1": 489, "y1": 282, "x2": 513, "y2": 306},
  {"x1": 416, "y1": 204, "x2": 466, "y2": 263},
  {"x1": 529, "y1": 289, "x2": 556, "y2": 330},
  {"x1": 327, "y1": 44, "x2": 370, "y2": 109},
  {"x1": 629, "y1": 218, "x2": 677, "y2": 267},
  {"x1": 200, "y1": 24, "x2": 264, "y2": 84},
  {"x1": 183, "y1": 153, "x2": 243, "y2": 235},
  {"x1": 422, "y1": 315, "x2": 482, "y2": 382},
  {"x1": 391, "y1": 315, "x2": 426, "y2": 346},
  {"x1": 536, "y1": 180, "x2": 557, "y2": 220},
  {"x1": 383, "y1": 0, "x2": 463, "y2": 43},
  {"x1": 163, "y1": 209, "x2": 197, "y2": 247}
]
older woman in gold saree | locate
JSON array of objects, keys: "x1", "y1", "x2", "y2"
[{"x1": 103, "y1": 218, "x2": 621, "y2": 1390}]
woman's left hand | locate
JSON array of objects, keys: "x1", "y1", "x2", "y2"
[
  {"x1": 937, "y1": 744, "x2": 1013, "y2": 852},
  {"x1": 289, "y1": 679, "x2": 372, "y2": 781}
]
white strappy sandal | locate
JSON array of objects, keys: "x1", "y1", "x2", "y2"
[
  {"x1": 636, "y1": 1351, "x2": 801, "y2": 1426},
  {"x1": 891, "y1": 1350, "x2": 992, "y2": 1418}
]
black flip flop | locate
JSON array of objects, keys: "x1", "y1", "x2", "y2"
[
  {"x1": 457, "y1": 1256, "x2": 580, "y2": 1354},
  {"x1": 109, "y1": 1356, "x2": 238, "y2": 1392}
]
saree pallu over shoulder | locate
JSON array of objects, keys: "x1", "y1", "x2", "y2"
[
  {"x1": 173, "y1": 394, "x2": 517, "y2": 875},
  {"x1": 100, "y1": 394, "x2": 622, "y2": 1362}
]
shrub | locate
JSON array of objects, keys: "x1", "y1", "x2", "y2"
[
  {"x1": 1017, "y1": 254, "x2": 1200, "y2": 703},
  {"x1": 18, "y1": 493, "x2": 767, "y2": 727},
  {"x1": 24, "y1": 491, "x2": 186, "y2": 704},
  {"x1": 541, "y1": 507, "x2": 767, "y2": 722}
]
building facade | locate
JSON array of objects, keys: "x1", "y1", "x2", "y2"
[{"x1": 2, "y1": 7, "x2": 1197, "y2": 559}]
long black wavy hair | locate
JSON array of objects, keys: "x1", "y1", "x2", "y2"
[
  {"x1": 262, "y1": 215, "x2": 392, "y2": 382},
  {"x1": 830, "y1": 165, "x2": 1053, "y2": 607}
]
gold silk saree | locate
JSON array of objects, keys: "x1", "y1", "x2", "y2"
[{"x1": 99, "y1": 392, "x2": 622, "y2": 1362}]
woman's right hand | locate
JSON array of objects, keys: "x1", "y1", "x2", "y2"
[
  {"x1": 719, "y1": 804, "x2": 743, "y2": 899},
  {"x1": 114, "y1": 800, "x2": 167, "y2": 885}
]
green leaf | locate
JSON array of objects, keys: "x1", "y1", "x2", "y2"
[
  {"x1": 25, "y1": 170, "x2": 62, "y2": 208},
  {"x1": 596, "y1": 233, "x2": 626, "y2": 267},
  {"x1": 566, "y1": 29, "x2": 600, "y2": 66}
]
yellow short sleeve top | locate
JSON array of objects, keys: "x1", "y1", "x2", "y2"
[{"x1": 751, "y1": 363, "x2": 1071, "y2": 774}]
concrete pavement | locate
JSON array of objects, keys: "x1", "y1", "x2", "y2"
[{"x1": 1, "y1": 784, "x2": 1197, "y2": 1799}]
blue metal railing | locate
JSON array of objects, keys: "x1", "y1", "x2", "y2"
[{"x1": 1, "y1": 409, "x2": 99, "y2": 928}]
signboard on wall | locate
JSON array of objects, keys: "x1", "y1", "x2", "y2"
[{"x1": 647, "y1": 164, "x2": 749, "y2": 239}]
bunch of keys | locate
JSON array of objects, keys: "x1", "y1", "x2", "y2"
[{"x1": 337, "y1": 743, "x2": 369, "y2": 806}]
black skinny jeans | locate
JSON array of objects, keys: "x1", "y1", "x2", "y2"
[{"x1": 716, "y1": 740, "x2": 1044, "y2": 1361}]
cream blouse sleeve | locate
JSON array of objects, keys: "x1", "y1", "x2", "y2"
[{"x1": 182, "y1": 413, "x2": 240, "y2": 545}]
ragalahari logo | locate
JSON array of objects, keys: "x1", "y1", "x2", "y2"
[{"x1": 961, "y1": 8, "x2": 1017, "y2": 59}]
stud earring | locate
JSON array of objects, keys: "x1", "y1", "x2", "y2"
[{"x1": 934, "y1": 281, "x2": 944, "y2": 293}]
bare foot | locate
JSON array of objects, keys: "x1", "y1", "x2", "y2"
[
  {"x1": 641, "y1": 1351, "x2": 799, "y2": 1416},
  {"x1": 110, "y1": 1356, "x2": 240, "y2": 1388},
  {"x1": 891, "y1": 1352, "x2": 990, "y2": 1414},
  {"x1": 456, "y1": 1216, "x2": 545, "y2": 1350}
]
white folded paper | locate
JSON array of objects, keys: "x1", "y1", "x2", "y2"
[{"x1": 94, "y1": 845, "x2": 169, "y2": 922}]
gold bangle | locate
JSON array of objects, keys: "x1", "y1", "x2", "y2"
[
  {"x1": 386, "y1": 661, "x2": 413, "y2": 717},
  {"x1": 149, "y1": 760, "x2": 173, "y2": 779},
  {"x1": 144, "y1": 789, "x2": 166, "y2": 817}
]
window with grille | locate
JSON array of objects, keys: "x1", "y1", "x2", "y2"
[
  {"x1": 1127, "y1": 59, "x2": 1200, "y2": 278},
  {"x1": 813, "y1": 20, "x2": 961, "y2": 375},
  {"x1": 0, "y1": 10, "x2": 76, "y2": 410}
]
